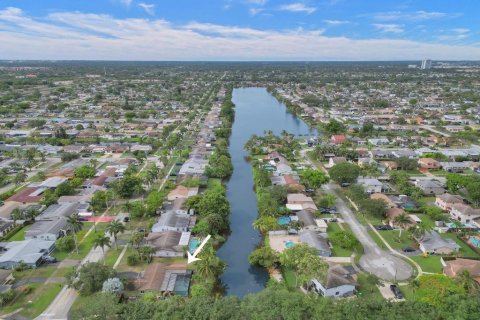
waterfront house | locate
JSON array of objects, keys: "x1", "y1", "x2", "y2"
[
  {"x1": 145, "y1": 231, "x2": 190, "y2": 257},
  {"x1": 309, "y1": 264, "x2": 357, "y2": 298}
]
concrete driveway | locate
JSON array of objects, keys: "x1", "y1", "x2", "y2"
[{"x1": 323, "y1": 183, "x2": 413, "y2": 281}]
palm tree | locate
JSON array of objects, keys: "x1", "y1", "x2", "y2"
[
  {"x1": 106, "y1": 220, "x2": 126, "y2": 250},
  {"x1": 67, "y1": 214, "x2": 83, "y2": 254},
  {"x1": 194, "y1": 247, "x2": 225, "y2": 278},
  {"x1": 123, "y1": 201, "x2": 133, "y2": 213},
  {"x1": 455, "y1": 269, "x2": 480, "y2": 295},
  {"x1": 89, "y1": 158, "x2": 99, "y2": 169},
  {"x1": 393, "y1": 213, "x2": 411, "y2": 239},
  {"x1": 130, "y1": 231, "x2": 144, "y2": 249},
  {"x1": 13, "y1": 171, "x2": 28, "y2": 185},
  {"x1": 11, "y1": 208, "x2": 22, "y2": 226},
  {"x1": 410, "y1": 221, "x2": 432, "y2": 241},
  {"x1": 93, "y1": 234, "x2": 111, "y2": 265}
]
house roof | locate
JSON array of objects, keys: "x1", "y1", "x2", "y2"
[
  {"x1": 299, "y1": 230, "x2": 331, "y2": 256},
  {"x1": 145, "y1": 231, "x2": 189, "y2": 251},
  {"x1": 444, "y1": 259, "x2": 480, "y2": 282},
  {"x1": 419, "y1": 231, "x2": 460, "y2": 252},
  {"x1": 0, "y1": 239, "x2": 54, "y2": 265},
  {"x1": 324, "y1": 264, "x2": 357, "y2": 289},
  {"x1": 436, "y1": 193, "x2": 464, "y2": 204},
  {"x1": 296, "y1": 210, "x2": 317, "y2": 226},
  {"x1": 152, "y1": 211, "x2": 195, "y2": 230},
  {"x1": 6, "y1": 187, "x2": 43, "y2": 203}
]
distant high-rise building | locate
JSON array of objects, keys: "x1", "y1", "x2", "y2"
[{"x1": 421, "y1": 59, "x2": 432, "y2": 70}]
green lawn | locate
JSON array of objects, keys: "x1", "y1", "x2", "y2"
[
  {"x1": 104, "y1": 247, "x2": 123, "y2": 267},
  {"x1": 207, "y1": 178, "x2": 222, "y2": 190},
  {"x1": 410, "y1": 256, "x2": 443, "y2": 273},
  {"x1": 13, "y1": 266, "x2": 57, "y2": 280},
  {"x1": 0, "y1": 283, "x2": 63, "y2": 319},
  {"x1": 281, "y1": 268, "x2": 297, "y2": 289},
  {"x1": 378, "y1": 230, "x2": 416, "y2": 251},
  {"x1": 8, "y1": 225, "x2": 31, "y2": 241},
  {"x1": 53, "y1": 226, "x2": 107, "y2": 261},
  {"x1": 327, "y1": 222, "x2": 355, "y2": 257},
  {"x1": 441, "y1": 233, "x2": 480, "y2": 258},
  {"x1": 367, "y1": 230, "x2": 388, "y2": 250},
  {"x1": 356, "y1": 273, "x2": 383, "y2": 300}
]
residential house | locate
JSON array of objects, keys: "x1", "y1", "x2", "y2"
[
  {"x1": 330, "y1": 135, "x2": 346, "y2": 145},
  {"x1": 328, "y1": 157, "x2": 347, "y2": 168},
  {"x1": 0, "y1": 239, "x2": 55, "y2": 269},
  {"x1": 435, "y1": 193, "x2": 464, "y2": 211},
  {"x1": 167, "y1": 186, "x2": 199, "y2": 201},
  {"x1": 25, "y1": 203, "x2": 80, "y2": 241},
  {"x1": 309, "y1": 264, "x2": 357, "y2": 298},
  {"x1": 414, "y1": 180, "x2": 445, "y2": 195},
  {"x1": 380, "y1": 161, "x2": 398, "y2": 171},
  {"x1": 286, "y1": 194, "x2": 318, "y2": 212},
  {"x1": 370, "y1": 193, "x2": 396, "y2": 208},
  {"x1": 133, "y1": 262, "x2": 192, "y2": 296},
  {"x1": 145, "y1": 231, "x2": 190, "y2": 257},
  {"x1": 0, "y1": 219, "x2": 14, "y2": 237},
  {"x1": 440, "y1": 162, "x2": 471, "y2": 173},
  {"x1": 450, "y1": 203, "x2": 480, "y2": 225},
  {"x1": 357, "y1": 177, "x2": 385, "y2": 194},
  {"x1": 418, "y1": 158, "x2": 441, "y2": 170},
  {"x1": 151, "y1": 211, "x2": 196, "y2": 233},
  {"x1": 443, "y1": 259, "x2": 480, "y2": 284},
  {"x1": 417, "y1": 231, "x2": 460, "y2": 255},
  {"x1": 299, "y1": 230, "x2": 331, "y2": 257}
]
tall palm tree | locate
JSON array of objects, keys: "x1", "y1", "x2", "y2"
[
  {"x1": 455, "y1": 269, "x2": 480, "y2": 295},
  {"x1": 93, "y1": 234, "x2": 111, "y2": 265},
  {"x1": 393, "y1": 213, "x2": 411, "y2": 239},
  {"x1": 410, "y1": 221, "x2": 432, "y2": 241},
  {"x1": 11, "y1": 208, "x2": 22, "y2": 226},
  {"x1": 106, "y1": 220, "x2": 126, "y2": 250},
  {"x1": 194, "y1": 247, "x2": 225, "y2": 278},
  {"x1": 123, "y1": 201, "x2": 133, "y2": 213},
  {"x1": 67, "y1": 214, "x2": 83, "y2": 254}
]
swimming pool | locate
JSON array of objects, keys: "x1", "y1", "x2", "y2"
[
  {"x1": 188, "y1": 239, "x2": 200, "y2": 254},
  {"x1": 284, "y1": 240, "x2": 295, "y2": 248},
  {"x1": 277, "y1": 216, "x2": 291, "y2": 225},
  {"x1": 469, "y1": 237, "x2": 480, "y2": 248}
]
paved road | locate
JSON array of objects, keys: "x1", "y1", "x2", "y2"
[
  {"x1": 301, "y1": 148, "x2": 413, "y2": 281},
  {"x1": 323, "y1": 183, "x2": 413, "y2": 281}
]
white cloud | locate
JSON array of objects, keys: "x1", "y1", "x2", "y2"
[
  {"x1": 375, "y1": 11, "x2": 448, "y2": 21},
  {"x1": 324, "y1": 20, "x2": 349, "y2": 26},
  {"x1": 138, "y1": 3, "x2": 155, "y2": 15},
  {"x1": 117, "y1": 0, "x2": 133, "y2": 7},
  {"x1": 246, "y1": 0, "x2": 268, "y2": 5},
  {"x1": 249, "y1": 8, "x2": 264, "y2": 16},
  {"x1": 373, "y1": 23, "x2": 404, "y2": 34},
  {"x1": 1, "y1": 7, "x2": 480, "y2": 61},
  {"x1": 452, "y1": 28, "x2": 469, "y2": 34},
  {"x1": 279, "y1": 3, "x2": 317, "y2": 14}
]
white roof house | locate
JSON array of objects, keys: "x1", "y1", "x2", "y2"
[{"x1": 0, "y1": 239, "x2": 55, "y2": 269}]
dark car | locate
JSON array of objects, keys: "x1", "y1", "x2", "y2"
[
  {"x1": 305, "y1": 188, "x2": 315, "y2": 193},
  {"x1": 375, "y1": 225, "x2": 393, "y2": 230},
  {"x1": 43, "y1": 256, "x2": 57, "y2": 263},
  {"x1": 123, "y1": 217, "x2": 130, "y2": 223},
  {"x1": 402, "y1": 247, "x2": 416, "y2": 253},
  {"x1": 390, "y1": 284, "x2": 404, "y2": 299}
]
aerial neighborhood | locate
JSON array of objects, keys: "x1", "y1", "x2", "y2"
[{"x1": 0, "y1": 61, "x2": 479, "y2": 319}]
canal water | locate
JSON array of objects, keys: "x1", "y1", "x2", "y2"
[{"x1": 217, "y1": 87, "x2": 316, "y2": 297}]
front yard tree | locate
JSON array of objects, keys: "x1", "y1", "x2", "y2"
[
  {"x1": 301, "y1": 169, "x2": 329, "y2": 189},
  {"x1": 329, "y1": 163, "x2": 360, "y2": 184}
]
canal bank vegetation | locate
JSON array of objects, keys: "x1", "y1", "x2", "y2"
[
  {"x1": 68, "y1": 286, "x2": 480, "y2": 320},
  {"x1": 186, "y1": 86, "x2": 236, "y2": 296}
]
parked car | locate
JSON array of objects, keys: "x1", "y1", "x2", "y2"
[
  {"x1": 390, "y1": 284, "x2": 404, "y2": 299},
  {"x1": 329, "y1": 218, "x2": 338, "y2": 222},
  {"x1": 123, "y1": 217, "x2": 130, "y2": 223},
  {"x1": 43, "y1": 256, "x2": 57, "y2": 263},
  {"x1": 305, "y1": 188, "x2": 315, "y2": 193},
  {"x1": 402, "y1": 247, "x2": 416, "y2": 253},
  {"x1": 374, "y1": 225, "x2": 393, "y2": 230}
]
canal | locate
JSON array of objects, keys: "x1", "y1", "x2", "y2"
[{"x1": 217, "y1": 87, "x2": 316, "y2": 297}]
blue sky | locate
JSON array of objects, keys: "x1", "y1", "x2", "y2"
[{"x1": 0, "y1": 0, "x2": 479, "y2": 60}]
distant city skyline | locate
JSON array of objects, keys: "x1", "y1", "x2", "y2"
[{"x1": 1, "y1": 0, "x2": 479, "y2": 60}]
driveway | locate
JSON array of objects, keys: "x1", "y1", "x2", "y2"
[{"x1": 323, "y1": 183, "x2": 413, "y2": 281}]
